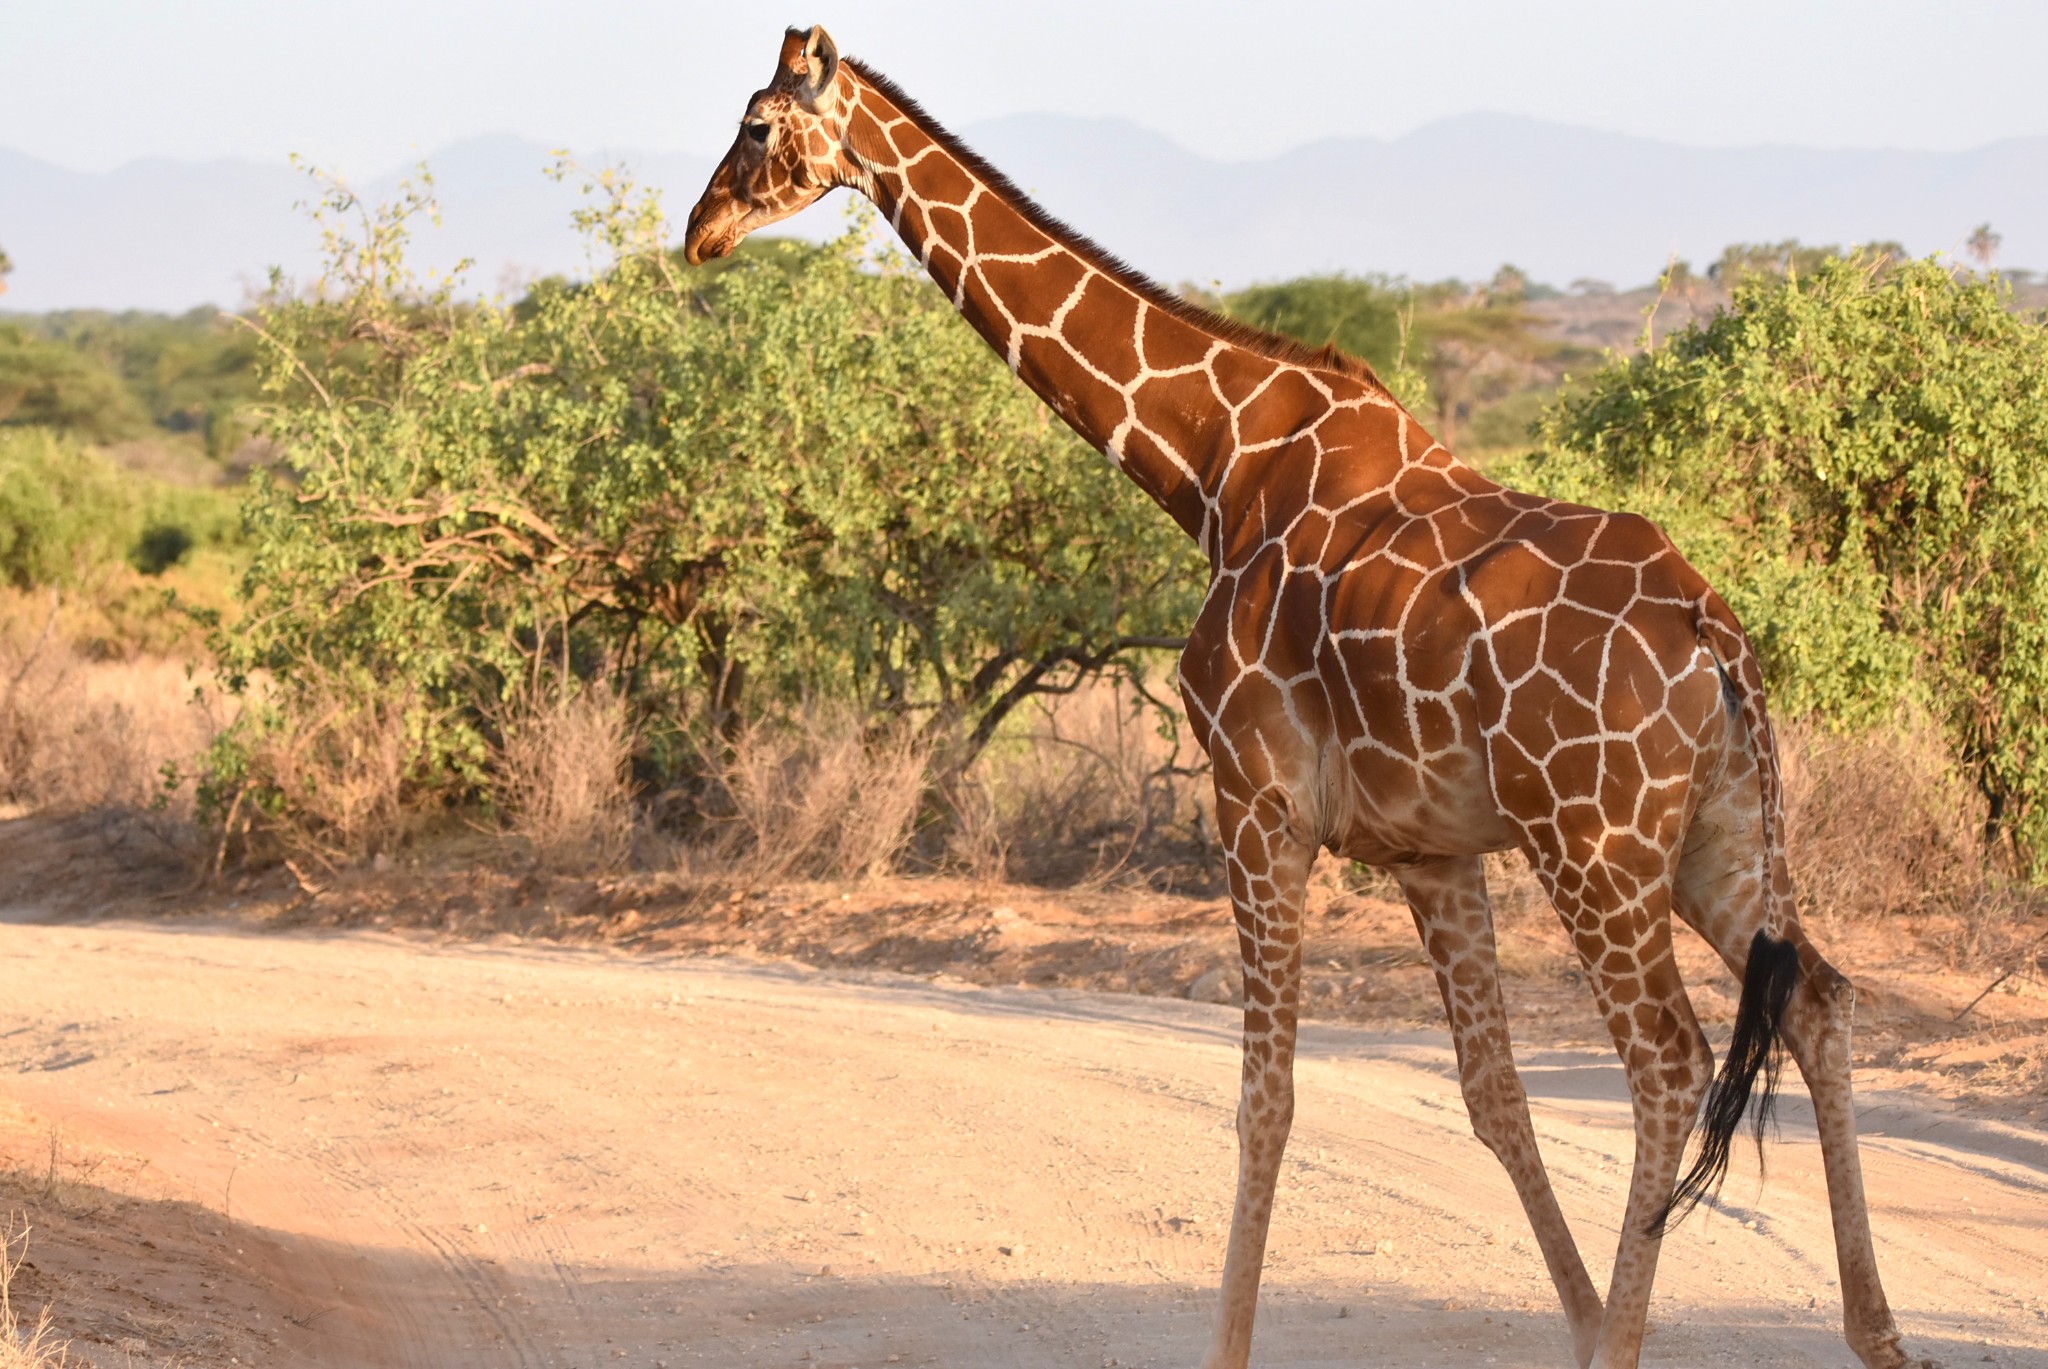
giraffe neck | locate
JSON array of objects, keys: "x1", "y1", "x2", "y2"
[{"x1": 836, "y1": 64, "x2": 1412, "y2": 550}]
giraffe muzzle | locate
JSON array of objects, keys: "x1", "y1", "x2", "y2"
[{"x1": 682, "y1": 202, "x2": 736, "y2": 266}]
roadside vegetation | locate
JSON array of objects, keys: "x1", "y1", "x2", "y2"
[
  {"x1": 1, "y1": 178, "x2": 2045, "y2": 963},
  {"x1": 1, "y1": 1217, "x2": 67, "y2": 1369},
  {"x1": 1510, "y1": 252, "x2": 2048, "y2": 880}
]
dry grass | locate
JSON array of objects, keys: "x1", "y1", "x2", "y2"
[
  {"x1": 493, "y1": 680, "x2": 636, "y2": 874},
  {"x1": 230, "y1": 677, "x2": 412, "y2": 869},
  {"x1": 0, "y1": 1218, "x2": 68, "y2": 1369},
  {"x1": 0, "y1": 611, "x2": 225, "y2": 830},
  {"x1": 688, "y1": 705, "x2": 931, "y2": 884},
  {"x1": 1780, "y1": 714, "x2": 1991, "y2": 924},
  {"x1": 954, "y1": 678, "x2": 1213, "y2": 888},
  {"x1": 674, "y1": 690, "x2": 2013, "y2": 919},
  {"x1": 0, "y1": 573, "x2": 2025, "y2": 938}
]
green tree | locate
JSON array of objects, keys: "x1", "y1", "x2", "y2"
[
  {"x1": 1707, "y1": 239, "x2": 1905, "y2": 290},
  {"x1": 25, "y1": 307, "x2": 264, "y2": 461},
  {"x1": 219, "y1": 168, "x2": 1203, "y2": 814},
  {"x1": 0, "y1": 324, "x2": 154, "y2": 442},
  {"x1": 1220, "y1": 268, "x2": 1580, "y2": 451},
  {"x1": 1405, "y1": 268, "x2": 1588, "y2": 450},
  {"x1": 1509, "y1": 253, "x2": 2048, "y2": 873},
  {"x1": 1967, "y1": 223, "x2": 2002, "y2": 273},
  {"x1": 1219, "y1": 273, "x2": 1409, "y2": 378}
]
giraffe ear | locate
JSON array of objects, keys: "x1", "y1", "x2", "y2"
[{"x1": 798, "y1": 25, "x2": 840, "y2": 107}]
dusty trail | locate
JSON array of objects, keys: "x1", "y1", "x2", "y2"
[{"x1": 1, "y1": 914, "x2": 2045, "y2": 1367}]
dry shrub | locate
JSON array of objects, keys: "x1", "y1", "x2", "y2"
[
  {"x1": 957, "y1": 678, "x2": 1212, "y2": 887},
  {"x1": 0, "y1": 610, "x2": 225, "y2": 825},
  {"x1": 939, "y1": 770, "x2": 1011, "y2": 885},
  {"x1": 1779, "y1": 714, "x2": 1987, "y2": 922},
  {"x1": 698, "y1": 705, "x2": 929, "y2": 883},
  {"x1": 1480, "y1": 850, "x2": 1555, "y2": 926},
  {"x1": 493, "y1": 681, "x2": 636, "y2": 873},
  {"x1": 0, "y1": 1217, "x2": 68, "y2": 1369},
  {"x1": 234, "y1": 679, "x2": 414, "y2": 867}
]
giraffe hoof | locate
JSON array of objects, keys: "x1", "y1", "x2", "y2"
[{"x1": 1861, "y1": 1350, "x2": 1940, "y2": 1369}]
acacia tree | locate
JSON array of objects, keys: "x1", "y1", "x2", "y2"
[
  {"x1": 1967, "y1": 223, "x2": 2002, "y2": 272},
  {"x1": 1707, "y1": 239, "x2": 1904, "y2": 290},
  {"x1": 1510, "y1": 253, "x2": 2048, "y2": 873},
  {"x1": 0, "y1": 325, "x2": 154, "y2": 440},
  {"x1": 216, "y1": 168, "x2": 1202, "y2": 817},
  {"x1": 1219, "y1": 270, "x2": 1571, "y2": 448},
  {"x1": 1219, "y1": 273, "x2": 1409, "y2": 378}
]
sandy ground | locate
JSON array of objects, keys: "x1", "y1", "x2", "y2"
[{"x1": 2, "y1": 912, "x2": 2046, "y2": 1368}]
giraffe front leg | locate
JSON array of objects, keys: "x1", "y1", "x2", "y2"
[
  {"x1": 1397, "y1": 855, "x2": 1604, "y2": 1367},
  {"x1": 1201, "y1": 784, "x2": 1315, "y2": 1369}
]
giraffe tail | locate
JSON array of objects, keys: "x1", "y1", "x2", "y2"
[
  {"x1": 1655, "y1": 929, "x2": 1800, "y2": 1232},
  {"x1": 1653, "y1": 595, "x2": 1803, "y2": 1235}
]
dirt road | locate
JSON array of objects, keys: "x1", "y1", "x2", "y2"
[{"x1": 2, "y1": 914, "x2": 2045, "y2": 1367}]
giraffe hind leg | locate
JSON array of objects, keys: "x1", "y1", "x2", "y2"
[
  {"x1": 1780, "y1": 966, "x2": 1933, "y2": 1368},
  {"x1": 1396, "y1": 854, "x2": 1603, "y2": 1368},
  {"x1": 1671, "y1": 776, "x2": 1928, "y2": 1368}
]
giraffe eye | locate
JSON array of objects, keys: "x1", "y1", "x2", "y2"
[{"x1": 744, "y1": 121, "x2": 770, "y2": 145}]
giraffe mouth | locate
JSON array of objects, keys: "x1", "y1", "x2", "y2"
[
  {"x1": 682, "y1": 194, "x2": 749, "y2": 265},
  {"x1": 682, "y1": 215, "x2": 738, "y2": 266},
  {"x1": 683, "y1": 230, "x2": 735, "y2": 266}
]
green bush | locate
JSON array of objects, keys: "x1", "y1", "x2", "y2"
[
  {"x1": 213, "y1": 170, "x2": 1204, "y2": 822},
  {"x1": 1221, "y1": 273, "x2": 1408, "y2": 376},
  {"x1": 0, "y1": 428, "x2": 143, "y2": 586},
  {"x1": 0, "y1": 427, "x2": 244, "y2": 591},
  {"x1": 1508, "y1": 254, "x2": 2048, "y2": 874}
]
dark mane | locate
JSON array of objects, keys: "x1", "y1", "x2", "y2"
[{"x1": 843, "y1": 58, "x2": 1391, "y2": 396}]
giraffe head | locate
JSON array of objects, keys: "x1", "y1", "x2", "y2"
[{"x1": 683, "y1": 26, "x2": 853, "y2": 265}]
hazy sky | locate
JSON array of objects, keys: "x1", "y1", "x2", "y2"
[{"x1": 7, "y1": 0, "x2": 2048, "y2": 175}]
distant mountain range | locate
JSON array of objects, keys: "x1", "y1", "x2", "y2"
[{"x1": 3, "y1": 114, "x2": 2043, "y2": 313}]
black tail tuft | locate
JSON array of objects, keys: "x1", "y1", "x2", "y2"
[{"x1": 1650, "y1": 930, "x2": 1802, "y2": 1236}]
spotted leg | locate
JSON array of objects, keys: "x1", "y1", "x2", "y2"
[
  {"x1": 1398, "y1": 854, "x2": 1605, "y2": 1367},
  {"x1": 1672, "y1": 764, "x2": 1933, "y2": 1369},
  {"x1": 1200, "y1": 780, "x2": 1316, "y2": 1369},
  {"x1": 1781, "y1": 967, "x2": 1937, "y2": 1367},
  {"x1": 1524, "y1": 822, "x2": 1712, "y2": 1369}
]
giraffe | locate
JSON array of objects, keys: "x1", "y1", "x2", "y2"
[{"x1": 683, "y1": 27, "x2": 1932, "y2": 1369}]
